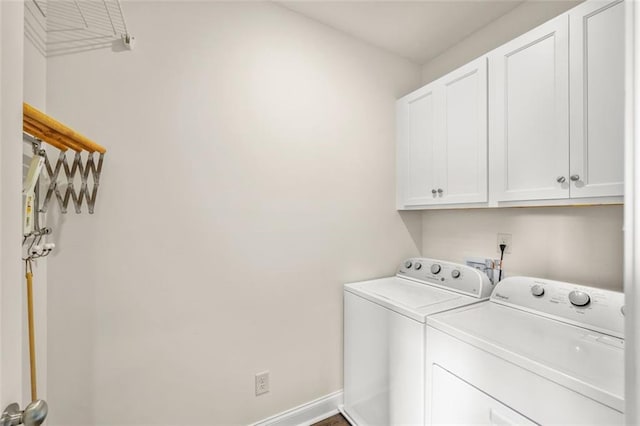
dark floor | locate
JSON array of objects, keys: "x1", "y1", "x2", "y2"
[{"x1": 311, "y1": 413, "x2": 350, "y2": 426}]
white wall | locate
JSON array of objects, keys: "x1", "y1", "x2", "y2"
[
  {"x1": 44, "y1": 2, "x2": 421, "y2": 425},
  {"x1": 422, "y1": 206, "x2": 623, "y2": 290},
  {"x1": 24, "y1": 0, "x2": 47, "y2": 110},
  {"x1": 0, "y1": 0, "x2": 26, "y2": 407},
  {"x1": 420, "y1": 0, "x2": 623, "y2": 292},
  {"x1": 422, "y1": 0, "x2": 582, "y2": 82},
  {"x1": 24, "y1": 40, "x2": 46, "y2": 107}
]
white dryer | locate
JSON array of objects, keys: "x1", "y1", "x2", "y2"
[
  {"x1": 343, "y1": 257, "x2": 494, "y2": 426},
  {"x1": 426, "y1": 276, "x2": 625, "y2": 425}
]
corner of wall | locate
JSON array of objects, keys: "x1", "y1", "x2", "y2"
[
  {"x1": 23, "y1": 5, "x2": 48, "y2": 406},
  {"x1": 420, "y1": 0, "x2": 583, "y2": 84}
]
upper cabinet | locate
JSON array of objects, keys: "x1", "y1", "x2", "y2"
[
  {"x1": 569, "y1": 0, "x2": 625, "y2": 198},
  {"x1": 397, "y1": 57, "x2": 487, "y2": 209},
  {"x1": 489, "y1": 16, "x2": 570, "y2": 202},
  {"x1": 396, "y1": 0, "x2": 625, "y2": 210},
  {"x1": 396, "y1": 82, "x2": 439, "y2": 207},
  {"x1": 489, "y1": 0, "x2": 625, "y2": 204},
  {"x1": 439, "y1": 59, "x2": 488, "y2": 205}
]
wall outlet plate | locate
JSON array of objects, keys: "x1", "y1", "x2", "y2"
[
  {"x1": 497, "y1": 233, "x2": 512, "y2": 254},
  {"x1": 255, "y1": 371, "x2": 269, "y2": 396}
]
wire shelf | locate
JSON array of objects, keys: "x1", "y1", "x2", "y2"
[{"x1": 25, "y1": 0, "x2": 133, "y2": 57}]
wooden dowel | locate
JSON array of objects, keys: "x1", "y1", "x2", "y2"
[
  {"x1": 24, "y1": 103, "x2": 103, "y2": 153},
  {"x1": 23, "y1": 103, "x2": 107, "y2": 154},
  {"x1": 22, "y1": 122, "x2": 77, "y2": 152},
  {"x1": 24, "y1": 117, "x2": 85, "y2": 152},
  {"x1": 22, "y1": 117, "x2": 83, "y2": 152},
  {"x1": 23, "y1": 123, "x2": 70, "y2": 152},
  {"x1": 26, "y1": 270, "x2": 38, "y2": 401}
]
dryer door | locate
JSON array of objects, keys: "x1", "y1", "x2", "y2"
[{"x1": 431, "y1": 365, "x2": 536, "y2": 426}]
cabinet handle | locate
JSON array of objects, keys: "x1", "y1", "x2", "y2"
[
  {"x1": 431, "y1": 189, "x2": 437, "y2": 195},
  {"x1": 556, "y1": 176, "x2": 566, "y2": 183},
  {"x1": 437, "y1": 188, "x2": 443, "y2": 194},
  {"x1": 570, "y1": 174, "x2": 580, "y2": 182}
]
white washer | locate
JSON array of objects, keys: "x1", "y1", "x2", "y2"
[
  {"x1": 426, "y1": 276, "x2": 625, "y2": 425},
  {"x1": 343, "y1": 257, "x2": 494, "y2": 426}
]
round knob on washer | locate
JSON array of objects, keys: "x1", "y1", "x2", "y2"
[
  {"x1": 404, "y1": 260, "x2": 412, "y2": 269},
  {"x1": 569, "y1": 290, "x2": 591, "y2": 307},
  {"x1": 451, "y1": 270, "x2": 461, "y2": 279},
  {"x1": 414, "y1": 262, "x2": 422, "y2": 270},
  {"x1": 531, "y1": 284, "x2": 545, "y2": 297},
  {"x1": 430, "y1": 264, "x2": 441, "y2": 274}
]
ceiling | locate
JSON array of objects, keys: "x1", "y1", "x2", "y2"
[{"x1": 277, "y1": 1, "x2": 526, "y2": 64}]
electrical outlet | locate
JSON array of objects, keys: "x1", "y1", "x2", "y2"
[
  {"x1": 255, "y1": 371, "x2": 269, "y2": 396},
  {"x1": 497, "y1": 233, "x2": 512, "y2": 254}
]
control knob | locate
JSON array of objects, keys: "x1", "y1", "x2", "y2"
[
  {"x1": 451, "y1": 270, "x2": 461, "y2": 279},
  {"x1": 430, "y1": 264, "x2": 441, "y2": 274},
  {"x1": 569, "y1": 290, "x2": 591, "y2": 307},
  {"x1": 404, "y1": 260, "x2": 412, "y2": 269},
  {"x1": 531, "y1": 285, "x2": 545, "y2": 297},
  {"x1": 414, "y1": 262, "x2": 422, "y2": 270}
]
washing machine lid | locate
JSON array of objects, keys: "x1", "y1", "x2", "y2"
[
  {"x1": 344, "y1": 276, "x2": 480, "y2": 323},
  {"x1": 427, "y1": 301, "x2": 625, "y2": 412}
]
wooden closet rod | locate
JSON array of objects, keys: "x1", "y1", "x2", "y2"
[{"x1": 23, "y1": 103, "x2": 107, "y2": 154}]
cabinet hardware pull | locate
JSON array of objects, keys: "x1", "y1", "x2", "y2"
[
  {"x1": 570, "y1": 174, "x2": 580, "y2": 181},
  {"x1": 556, "y1": 176, "x2": 566, "y2": 183}
]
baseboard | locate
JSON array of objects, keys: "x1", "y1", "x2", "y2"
[
  {"x1": 337, "y1": 406, "x2": 356, "y2": 425},
  {"x1": 250, "y1": 390, "x2": 343, "y2": 426}
]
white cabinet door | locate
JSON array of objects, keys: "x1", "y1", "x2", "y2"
[
  {"x1": 396, "y1": 84, "x2": 439, "y2": 207},
  {"x1": 569, "y1": 0, "x2": 625, "y2": 198},
  {"x1": 438, "y1": 57, "x2": 488, "y2": 204},
  {"x1": 490, "y1": 16, "x2": 570, "y2": 202},
  {"x1": 397, "y1": 58, "x2": 488, "y2": 208}
]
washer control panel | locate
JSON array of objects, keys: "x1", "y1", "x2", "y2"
[
  {"x1": 397, "y1": 258, "x2": 493, "y2": 299},
  {"x1": 491, "y1": 276, "x2": 624, "y2": 338}
]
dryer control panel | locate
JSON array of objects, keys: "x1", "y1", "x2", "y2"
[
  {"x1": 491, "y1": 276, "x2": 624, "y2": 339},
  {"x1": 397, "y1": 258, "x2": 493, "y2": 299}
]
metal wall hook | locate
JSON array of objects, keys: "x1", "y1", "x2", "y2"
[
  {"x1": 0, "y1": 400, "x2": 47, "y2": 426},
  {"x1": 122, "y1": 33, "x2": 135, "y2": 50},
  {"x1": 22, "y1": 219, "x2": 54, "y2": 261}
]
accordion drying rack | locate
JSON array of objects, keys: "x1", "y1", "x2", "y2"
[
  {"x1": 21, "y1": 103, "x2": 107, "y2": 404},
  {"x1": 23, "y1": 102, "x2": 106, "y2": 216}
]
